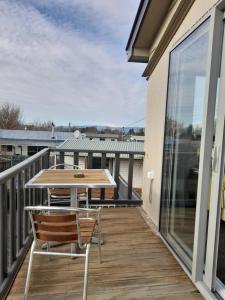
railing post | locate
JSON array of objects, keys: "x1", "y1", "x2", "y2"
[
  {"x1": 23, "y1": 169, "x2": 28, "y2": 242},
  {"x1": 9, "y1": 177, "x2": 16, "y2": 266},
  {"x1": 87, "y1": 153, "x2": 93, "y2": 200},
  {"x1": 38, "y1": 158, "x2": 43, "y2": 205},
  {"x1": 128, "y1": 154, "x2": 134, "y2": 199},
  {"x1": 42, "y1": 153, "x2": 48, "y2": 204},
  {"x1": 59, "y1": 152, "x2": 64, "y2": 168},
  {"x1": 114, "y1": 153, "x2": 120, "y2": 199},
  {"x1": 16, "y1": 173, "x2": 22, "y2": 254},
  {"x1": 43, "y1": 150, "x2": 50, "y2": 169},
  {"x1": 73, "y1": 152, "x2": 79, "y2": 167},
  {"x1": 29, "y1": 164, "x2": 34, "y2": 206},
  {"x1": 101, "y1": 153, "x2": 106, "y2": 200},
  {"x1": 87, "y1": 153, "x2": 93, "y2": 169},
  {"x1": 27, "y1": 166, "x2": 32, "y2": 231},
  {"x1": 32, "y1": 163, "x2": 37, "y2": 205},
  {"x1": 0, "y1": 183, "x2": 7, "y2": 285}
]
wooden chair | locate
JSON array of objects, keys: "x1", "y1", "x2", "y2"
[
  {"x1": 24, "y1": 206, "x2": 102, "y2": 300},
  {"x1": 47, "y1": 163, "x2": 88, "y2": 208}
]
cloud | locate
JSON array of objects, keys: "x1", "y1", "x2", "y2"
[{"x1": 0, "y1": 0, "x2": 146, "y2": 127}]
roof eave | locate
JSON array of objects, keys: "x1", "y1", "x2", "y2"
[
  {"x1": 125, "y1": 0, "x2": 151, "y2": 62},
  {"x1": 126, "y1": 0, "x2": 195, "y2": 73},
  {"x1": 127, "y1": 48, "x2": 149, "y2": 63},
  {"x1": 125, "y1": 0, "x2": 150, "y2": 51}
]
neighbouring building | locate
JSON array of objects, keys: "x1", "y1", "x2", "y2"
[
  {"x1": 127, "y1": 0, "x2": 225, "y2": 299},
  {"x1": 0, "y1": 129, "x2": 73, "y2": 157},
  {"x1": 0, "y1": 129, "x2": 120, "y2": 158}
]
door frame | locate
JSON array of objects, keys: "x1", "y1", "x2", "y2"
[{"x1": 159, "y1": 0, "x2": 225, "y2": 298}]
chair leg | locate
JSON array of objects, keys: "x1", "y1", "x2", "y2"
[
  {"x1": 98, "y1": 228, "x2": 102, "y2": 263},
  {"x1": 86, "y1": 188, "x2": 89, "y2": 217},
  {"x1": 47, "y1": 193, "x2": 51, "y2": 206},
  {"x1": 24, "y1": 241, "x2": 36, "y2": 300},
  {"x1": 83, "y1": 243, "x2": 91, "y2": 300}
]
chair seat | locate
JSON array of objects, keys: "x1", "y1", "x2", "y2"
[
  {"x1": 36, "y1": 219, "x2": 96, "y2": 244},
  {"x1": 49, "y1": 188, "x2": 87, "y2": 197}
]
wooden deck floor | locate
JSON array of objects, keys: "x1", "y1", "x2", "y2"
[{"x1": 7, "y1": 208, "x2": 202, "y2": 300}]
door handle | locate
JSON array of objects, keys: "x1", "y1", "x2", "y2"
[{"x1": 212, "y1": 145, "x2": 220, "y2": 172}]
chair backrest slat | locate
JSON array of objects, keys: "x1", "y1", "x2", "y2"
[
  {"x1": 32, "y1": 213, "x2": 79, "y2": 243},
  {"x1": 33, "y1": 214, "x2": 76, "y2": 223},
  {"x1": 35, "y1": 222, "x2": 77, "y2": 233},
  {"x1": 36, "y1": 231, "x2": 78, "y2": 242}
]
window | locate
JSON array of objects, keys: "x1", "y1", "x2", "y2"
[{"x1": 1, "y1": 145, "x2": 13, "y2": 152}]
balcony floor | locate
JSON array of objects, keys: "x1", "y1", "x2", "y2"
[{"x1": 7, "y1": 208, "x2": 202, "y2": 300}]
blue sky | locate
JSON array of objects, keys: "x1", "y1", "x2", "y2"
[{"x1": 0, "y1": 0, "x2": 146, "y2": 127}]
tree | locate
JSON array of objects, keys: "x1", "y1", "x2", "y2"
[
  {"x1": 26, "y1": 120, "x2": 53, "y2": 131},
  {"x1": 128, "y1": 128, "x2": 135, "y2": 135},
  {"x1": 0, "y1": 103, "x2": 23, "y2": 129}
]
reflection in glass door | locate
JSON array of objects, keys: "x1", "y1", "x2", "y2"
[{"x1": 160, "y1": 19, "x2": 210, "y2": 268}]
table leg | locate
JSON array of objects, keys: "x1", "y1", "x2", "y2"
[
  {"x1": 70, "y1": 188, "x2": 78, "y2": 207},
  {"x1": 70, "y1": 188, "x2": 78, "y2": 254}
]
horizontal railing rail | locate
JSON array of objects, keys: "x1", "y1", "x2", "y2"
[
  {"x1": 54, "y1": 147, "x2": 145, "y2": 155},
  {"x1": 0, "y1": 146, "x2": 143, "y2": 298}
]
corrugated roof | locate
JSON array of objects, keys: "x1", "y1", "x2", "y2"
[
  {"x1": 0, "y1": 129, "x2": 73, "y2": 141},
  {"x1": 86, "y1": 133, "x2": 119, "y2": 138},
  {"x1": 0, "y1": 130, "x2": 119, "y2": 141},
  {"x1": 58, "y1": 139, "x2": 144, "y2": 154}
]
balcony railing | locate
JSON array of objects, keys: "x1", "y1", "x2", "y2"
[{"x1": 0, "y1": 146, "x2": 143, "y2": 299}]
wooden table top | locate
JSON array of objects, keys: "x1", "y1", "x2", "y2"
[{"x1": 25, "y1": 169, "x2": 116, "y2": 189}]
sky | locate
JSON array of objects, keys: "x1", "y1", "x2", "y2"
[{"x1": 0, "y1": 0, "x2": 146, "y2": 127}]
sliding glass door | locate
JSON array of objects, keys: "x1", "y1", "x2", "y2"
[
  {"x1": 159, "y1": 4, "x2": 225, "y2": 298},
  {"x1": 160, "y1": 19, "x2": 210, "y2": 268}
]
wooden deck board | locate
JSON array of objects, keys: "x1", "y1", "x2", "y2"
[{"x1": 7, "y1": 208, "x2": 202, "y2": 300}]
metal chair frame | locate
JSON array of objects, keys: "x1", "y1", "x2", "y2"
[{"x1": 24, "y1": 206, "x2": 101, "y2": 300}]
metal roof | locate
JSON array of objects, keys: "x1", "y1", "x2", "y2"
[
  {"x1": 0, "y1": 129, "x2": 119, "y2": 141},
  {"x1": 0, "y1": 129, "x2": 73, "y2": 141},
  {"x1": 85, "y1": 133, "x2": 119, "y2": 138},
  {"x1": 58, "y1": 139, "x2": 144, "y2": 154}
]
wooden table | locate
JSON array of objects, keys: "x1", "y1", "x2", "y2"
[{"x1": 25, "y1": 169, "x2": 117, "y2": 207}]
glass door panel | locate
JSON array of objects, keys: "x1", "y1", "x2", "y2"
[{"x1": 160, "y1": 19, "x2": 210, "y2": 268}]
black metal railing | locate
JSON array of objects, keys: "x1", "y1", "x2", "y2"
[
  {"x1": 0, "y1": 149, "x2": 49, "y2": 299},
  {"x1": 50, "y1": 148, "x2": 143, "y2": 202},
  {"x1": 0, "y1": 147, "x2": 143, "y2": 298}
]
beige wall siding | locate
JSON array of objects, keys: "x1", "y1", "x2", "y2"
[{"x1": 143, "y1": 0, "x2": 218, "y2": 228}]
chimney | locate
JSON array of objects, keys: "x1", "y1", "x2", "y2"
[{"x1": 51, "y1": 122, "x2": 55, "y2": 139}]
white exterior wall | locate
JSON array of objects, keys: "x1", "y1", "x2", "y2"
[
  {"x1": 15, "y1": 145, "x2": 28, "y2": 156},
  {"x1": 113, "y1": 158, "x2": 143, "y2": 189},
  {"x1": 64, "y1": 155, "x2": 86, "y2": 169}
]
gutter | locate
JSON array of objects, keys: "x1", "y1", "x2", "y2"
[{"x1": 125, "y1": 0, "x2": 151, "y2": 62}]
